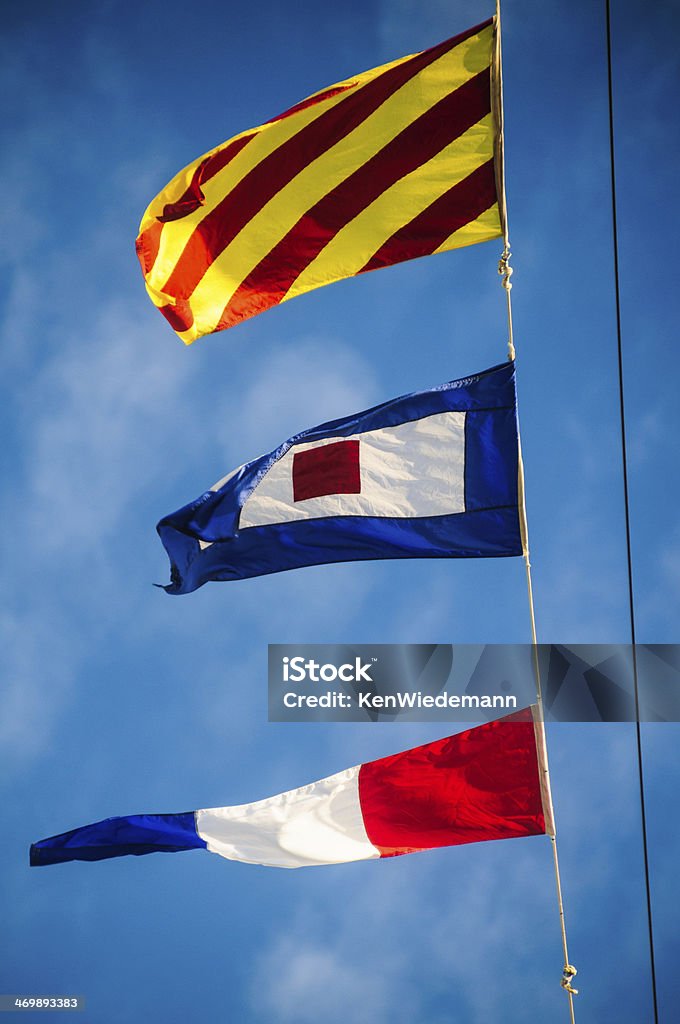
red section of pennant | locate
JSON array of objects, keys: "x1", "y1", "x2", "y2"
[
  {"x1": 292, "y1": 440, "x2": 361, "y2": 502},
  {"x1": 358, "y1": 708, "x2": 546, "y2": 857}
]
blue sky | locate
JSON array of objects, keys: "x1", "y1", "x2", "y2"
[{"x1": 1, "y1": 0, "x2": 678, "y2": 1020}]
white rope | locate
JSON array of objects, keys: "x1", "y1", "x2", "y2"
[{"x1": 494, "y1": 3, "x2": 576, "y2": 1018}]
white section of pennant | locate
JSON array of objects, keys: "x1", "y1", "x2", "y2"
[
  {"x1": 239, "y1": 410, "x2": 466, "y2": 529},
  {"x1": 195, "y1": 765, "x2": 379, "y2": 868}
]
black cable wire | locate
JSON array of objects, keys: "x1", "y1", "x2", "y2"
[{"x1": 604, "y1": 2, "x2": 659, "y2": 1021}]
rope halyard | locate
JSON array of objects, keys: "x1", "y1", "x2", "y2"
[
  {"x1": 494, "y1": 2, "x2": 577, "y2": 1017},
  {"x1": 551, "y1": 834, "x2": 578, "y2": 1024},
  {"x1": 509, "y1": 267, "x2": 579, "y2": 1024}
]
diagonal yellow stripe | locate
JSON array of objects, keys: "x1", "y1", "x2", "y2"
[
  {"x1": 141, "y1": 48, "x2": 429, "y2": 295},
  {"x1": 145, "y1": 95, "x2": 355, "y2": 296},
  {"x1": 434, "y1": 202, "x2": 501, "y2": 254},
  {"x1": 184, "y1": 24, "x2": 493, "y2": 342},
  {"x1": 283, "y1": 114, "x2": 496, "y2": 303}
]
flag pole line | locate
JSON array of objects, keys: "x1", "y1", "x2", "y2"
[
  {"x1": 512, "y1": 288, "x2": 577, "y2": 1024},
  {"x1": 551, "y1": 836, "x2": 577, "y2": 1022},
  {"x1": 495, "y1": 3, "x2": 575, "y2": 1019},
  {"x1": 604, "y1": 2, "x2": 659, "y2": 1021}
]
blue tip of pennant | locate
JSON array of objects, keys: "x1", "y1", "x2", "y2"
[{"x1": 30, "y1": 812, "x2": 207, "y2": 866}]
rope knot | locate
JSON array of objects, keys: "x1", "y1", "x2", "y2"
[
  {"x1": 561, "y1": 964, "x2": 579, "y2": 996},
  {"x1": 498, "y1": 247, "x2": 513, "y2": 291},
  {"x1": 497, "y1": 244, "x2": 515, "y2": 360}
]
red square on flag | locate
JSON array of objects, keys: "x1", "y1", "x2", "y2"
[{"x1": 293, "y1": 440, "x2": 361, "y2": 502}]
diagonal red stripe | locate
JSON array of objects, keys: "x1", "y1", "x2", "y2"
[
  {"x1": 136, "y1": 136, "x2": 257, "y2": 277},
  {"x1": 160, "y1": 20, "x2": 492, "y2": 301},
  {"x1": 158, "y1": 134, "x2": 256, "y2": 223},
  {"x1": 360, "y1": 157, "x2": 498, "y2": 273},
  {"x1": 136, "y1": 219, "x2": 164, "y2": 277},
  {"x1": 139, "y1": 94, "x2": 351, "y2": 271},
  {"x1": 217, "y1": 70, "x2": 492, "y2": 330},
  {"x1": 137, "y1": 86, "x2": 363, "y2": 272},
  {"x1": 268, "y1": 82, "x2": 357, "y2": 124}
]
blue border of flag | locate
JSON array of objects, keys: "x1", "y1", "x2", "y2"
[{"x1": 157, "y1": 361, "x2": 522, "y2": 592}]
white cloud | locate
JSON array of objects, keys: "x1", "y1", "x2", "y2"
[
  {"x1": 250, "y1": 933, "x2": 405, "y2": 1024},
  {"x1": 0, "y1": 610, "x2": 75, "y2": 771},
  {"x1": 221, "y1": 334, "x2": 381, "y2": 461},
  {"x1": 246, "y1": 839, "x2": 561, "y2": 1023},
  {"x1": 0, "y1": 301, "x2": 199, "y2": 764},
  {"x1": 20, "y1": 304, "x2": 196, "y2": 553},
  {"x1": 1, "y1": 315, "x2": 386, "y2": 766}
]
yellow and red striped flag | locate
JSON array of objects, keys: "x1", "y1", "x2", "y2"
[{"x1": 136, "y1": 18, "x2": 504, "y2": 345}]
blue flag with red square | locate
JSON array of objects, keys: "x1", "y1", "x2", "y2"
[{"x1": 157, "y1": 361, "x2": 522, "y2": 592}]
